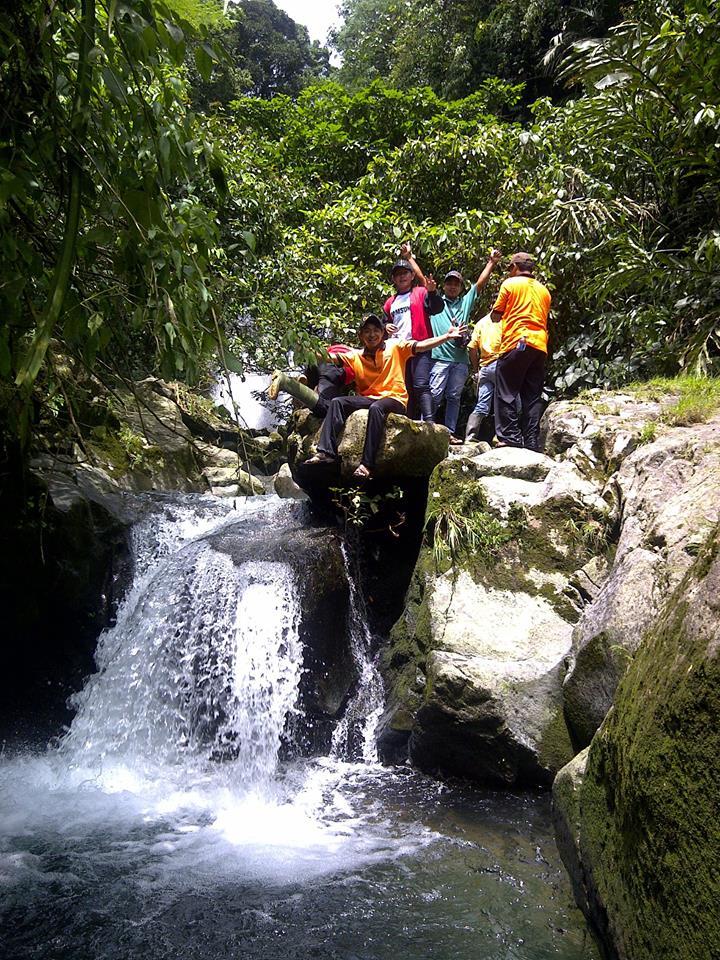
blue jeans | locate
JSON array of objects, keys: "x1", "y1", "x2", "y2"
[
  {"x1": 429, "y1": 360, "x2": 469, "y2": 435},
  {"x1": 472, "y1": 360, "x2": 497, "y2": 417}
]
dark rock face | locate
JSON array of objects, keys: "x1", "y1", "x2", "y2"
[
  {"x1": 0, "y1": 467, "x2": 132, "y2": 746},
  {"x1": 553, "y1": 524, "x2": 720, "y2": 960}
]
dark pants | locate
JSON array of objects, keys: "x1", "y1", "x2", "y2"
[
  {"x1": 317, "y1": 395, "x2": 406, "y2": 469},
  {"x1": 494, "y1": 344, "x2": 546, "y2": 451},
  {"x1": 307, "y1": 363, "x2": 347, "y2": 417},
  {"x1": 405, "y1": 353, "x2": 434, "y2": 421}
]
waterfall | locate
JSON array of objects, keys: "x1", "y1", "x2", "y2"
[
  {"x1": 330, "y1": 544, "x2": 384, "y2": 763},
  {"x1": 62, "y1": 497, "x2": 302, "y2": 790}
]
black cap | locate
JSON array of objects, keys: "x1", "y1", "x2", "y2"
[
  {"x1": 359, "y1": 313, "x2": 385, "y2": 331},
  {"x1": 391, "y1": 259, "x2": 413, "y2": 276},
  {"x1": 444, "y1": 270, "x2": 464, "y2": 282},
  {"x1": 510, "y1": 252, "x2": 535, "y2": 271}
]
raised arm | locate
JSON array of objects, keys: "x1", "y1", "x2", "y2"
[
  {"x1": 415, "y1": 325, "x2": 468, "y2": 353},
  {"x1": 400, "y1": 241, "x2": 429, "y2": 287},
  {"x1": 475, "y1": 249, "x2": 502, "y2": 292}
]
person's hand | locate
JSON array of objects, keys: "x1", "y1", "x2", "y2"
[
  {"x1": 489, "y1": 248, "x2": 502, "y2": 264},
  {"x1": 426, "y1": 273, "x2": 437, "y2": 293},
  {"x1": 386, "y1": 322, "x2": 399, "y2": 335},
  {"x1": 447, "y1": 324, "x2": 468, "y2": 340},
  {"x1": 400, "y1": 241, "x2": 413, "y2": 259}
]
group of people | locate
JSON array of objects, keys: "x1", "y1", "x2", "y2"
[{"x1": 268, "y1": 242, "x2": 551, "y2": 480}]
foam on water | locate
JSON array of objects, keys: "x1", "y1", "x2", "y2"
[{"x1": 0, "y1": 493, "x2": 435, "y2": 892}]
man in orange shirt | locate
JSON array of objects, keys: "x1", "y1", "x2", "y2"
[
  {"x1": 307, "y1": 314, "x2": 467, "y2": 479},
  {"x1": 491, "y1": 252, "x2": 551, "y2": 451}
]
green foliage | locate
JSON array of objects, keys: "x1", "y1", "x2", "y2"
[
  {"x1": 330, "y1": 484, "x2": 404, "y2": 529},
  {"x1": 425, "y1": 462, "x2": 510, "y2": 568},
  {"x1": 0, "y1": 0, "x2": 230, "y2": 446},
  {"x1": 332, "y1": 0, "x2": 625, "y2": 102},
  {"x1": 188, "y1": 0, "x2": 330, "y2": 109}
]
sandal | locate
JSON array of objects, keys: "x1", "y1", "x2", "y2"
[
  {"x1": 353, "y1": 464, "x2": 372, "y2": 480},
  {"x1": 449, "y1": 436, "x2": 464, "y2": 446},
  {"x1": 305, "y1": 452, "x2": 337, "y2": 466}
]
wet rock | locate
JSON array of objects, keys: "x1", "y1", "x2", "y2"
[
  {"x1": 3, "y1": 457, "x2": 134, "y2": 742},
  {"x1": 197, "y1": 443, "x2": 266, "y2": 496},
  {"x1": 379, "y1": 456, "x2": 604, "y2": 787},
  {"x1": 552, "y1": 747, "x2": 590, "y2": 916},
  {"x1": 274, "y1": 463, "x2": 309, "y2": 500},
  {"x1": 553, "y1": 524, "x2": 720, "y2": 960},
  {"x1": 407, "y1": 570, "x2": 574, "y2": 786}
]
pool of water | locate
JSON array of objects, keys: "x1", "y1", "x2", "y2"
[{"x1": 0, "y1": 753, "x2": 598, "y2": 960}]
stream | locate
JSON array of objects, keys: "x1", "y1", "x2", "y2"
[{"x1": 0, "y1": 494, "x2": 598, "y2": 960}]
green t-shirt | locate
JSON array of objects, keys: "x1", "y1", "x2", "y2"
[{"x1": 430, "y1": 285, "x2": 477, "y2": 363}]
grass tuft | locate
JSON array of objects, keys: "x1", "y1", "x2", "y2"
[{"x1": 626, "y1": 376, "x2": 720, "y2": 426}]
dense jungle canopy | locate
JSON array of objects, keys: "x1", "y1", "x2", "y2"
[{"x1": 0, "y1": 0, "x2": 718, "y2": 450}]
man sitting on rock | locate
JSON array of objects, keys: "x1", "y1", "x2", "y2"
[
  {"x1": 491, "y1": 252, "x2": 551, "y2": 451},
  {"x1": 306, "y1": 314, "x2": 467, "y2": 480}
]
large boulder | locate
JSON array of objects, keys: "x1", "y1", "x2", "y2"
[
  {"x1": 562, "y1": 415, "x2": 720, "y2": 746},
  {"x1": 287, "y1": 409, "x2": 449, "y2": 482},
  {"x1": 379, "y1": 452, "x2": 612, "y2": 786},
  {"x1": 552, "y1": 524, "x2": 720, "y2": 960},
  {"x1": 408, "y1": 570, "x2": 575, "y2": 785}
]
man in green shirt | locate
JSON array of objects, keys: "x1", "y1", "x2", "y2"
[{"x1": 429, "y1": 250, "x2": 502, "y2": 443}]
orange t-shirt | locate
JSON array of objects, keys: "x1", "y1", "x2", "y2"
[
  {"x1": 493, "y1": 276, "x2": 551, "y2": 354},
  {"x1": 344, "y1": 339, "x2": 416, "y2": 405}
]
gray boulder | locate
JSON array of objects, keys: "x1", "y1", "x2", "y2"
[
  {"x1": 379, "y1": 454, "x2": 610, "y2": 786},
  {"x1": 563, "y1": 415, "x2": 720, "y2": 746},
  {"x1": 407, "y1": 570, "x2": 575, "y2": 786},
  {"x1": 467, "y1": 446, "x2": 556, "y2": 481},
  {"x1": 274, "y1": 463, "x2": 309, "y2": 500}
]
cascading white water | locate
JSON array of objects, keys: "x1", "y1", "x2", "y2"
[
  {"x1": 62, "y1": 497, "x2": 302, "y2": 790},
  {"x1": 0, "y1": 492, "x2": 597, "y2": 960},
  {"x1": 330, "y1": 545, "x2": 384, "y2": 763}
]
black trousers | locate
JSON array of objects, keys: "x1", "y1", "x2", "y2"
[
  {"x1": 305, "y1": 363, "x2": 347, "y2": 417},
  {"x1": 405, "y1": 352, "x2": 434, "y2": 421},
  {"x1": 494, "y1": 344, "x2": 546, "y2": 451},
  {"x1": 317, "y1": 395, "x2": 406, "y2": 469}
]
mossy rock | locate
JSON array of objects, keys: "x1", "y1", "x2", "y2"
[{"x1": 568, "y1": 525, "x2": 720, "y2": 960}]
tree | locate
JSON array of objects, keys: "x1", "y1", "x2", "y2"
[
  {"x1": 0, "y1": 0, "x2": 230, "y2": 445},
  {"x1": 332, "y1": 0, "x2": 626, "y2": 103},
  {"x1": 190, "y1": 0, "x2": 330, "y2": 109}
]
